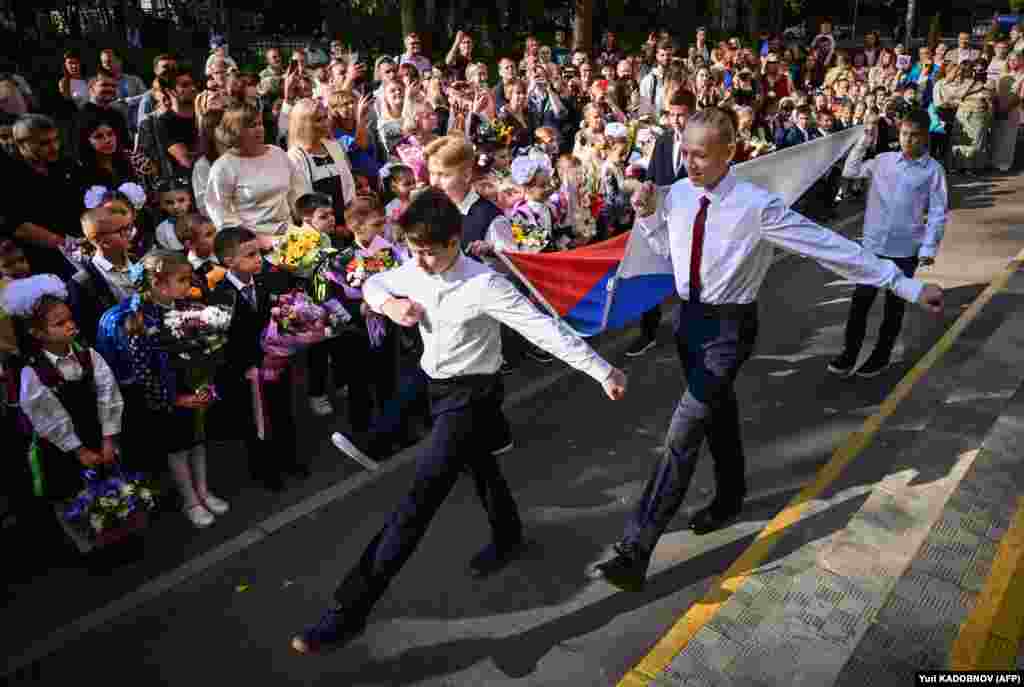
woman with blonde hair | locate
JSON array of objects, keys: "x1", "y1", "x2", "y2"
[
  {"x1": 393, "y1": 99, "x2": 440, "y2": 185},
  {"x1": 205, "y1": 103, "x2": 303, "y2": 235},
  {"x1": 287, "y1": 98, "x2": 356, "y2": 224}
]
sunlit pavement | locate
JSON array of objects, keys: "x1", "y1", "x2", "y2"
[{"x1": 6, "y1": 170, "x2": 1024, "y2": 685}]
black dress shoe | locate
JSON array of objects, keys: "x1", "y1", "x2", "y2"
[
  {"x1": 590, "y1": 542, "x2": 648, "y2": 592},
  {"x1": 291, "y1": 606, "x2": 367, "y2": 655},
  {"x1": 468, "y1": 538, "x2": 529, "y2": 578},
  {"x1": 690, "y1": 501, "x2": 743, "y2": 535}
]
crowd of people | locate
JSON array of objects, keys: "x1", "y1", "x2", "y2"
[{"x1": 0, "y1": 17, "x2": 1021, "y2": 561}]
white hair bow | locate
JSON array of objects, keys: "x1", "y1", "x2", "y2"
[{"x1": 83, "y1": 182, "x2": 147, "y2": 210}]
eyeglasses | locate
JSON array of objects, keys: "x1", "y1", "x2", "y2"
[{"x1": 154, "y1": 177, "x2": 190, "y2": 192}]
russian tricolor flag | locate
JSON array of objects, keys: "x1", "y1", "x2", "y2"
[{"x1": 498, "y1": 127, "x2": 863, "y2": 337}]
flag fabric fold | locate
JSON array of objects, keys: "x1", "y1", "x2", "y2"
[{"x1": 498, "y1": 126, "x2": 864, "y2": 337}]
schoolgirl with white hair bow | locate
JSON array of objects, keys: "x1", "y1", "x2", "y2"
[
  {"x1": 598, "y1": 121, "x2": 636, "y2": 239},
  {"x1": 507, "y1": 153, "x2": 558, "y2": 253}
]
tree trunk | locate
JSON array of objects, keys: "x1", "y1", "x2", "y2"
[
  {"x1": 401, "y1": 0, "x2": 418, "y2": 44},
  {"x1": 573, "y1": 0, "x2": 592, "y2": 53},
  {"x1": 904, "y1": 0, "x2": 916, "y2": 43},
  {"x1": 423, "y1": 0, "x2": 437, "y2": 59}
]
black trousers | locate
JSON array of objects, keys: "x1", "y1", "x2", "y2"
[
  {"x1": 623, "y1": 301, "x2": 758, "y2": 558},
  {"x1": 333, "y1": 373, "x2": 522, "y2": 618},
  {"x1": 212, "y1": 366, "x2": 301, "y2": 479},
  {"x1": 842, "y1": 255, "x2": 919, "y2": 362},
  {"x1": 308, "y1": 327, "x2": 398, "y2": 434}
]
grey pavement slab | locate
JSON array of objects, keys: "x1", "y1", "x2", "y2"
[{"x1": 648, "y1": 255, "x2": 1024, "y2": 685}]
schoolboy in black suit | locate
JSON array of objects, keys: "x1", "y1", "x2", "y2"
[
  {"x1": 630, "y1": 90, "x2": 695, "y2": 358},
  {"x1": 208, "y1": 226, "x2": 307, "y2": 491}
]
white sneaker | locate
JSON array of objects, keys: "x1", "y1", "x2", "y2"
[
  {"x1": 309, "y1": 395, "x2": 334, "y2": 416},
  {"x1": 184, "y1": 503, "x2": 214, "y2": 528},
  {"x1": 201, "y1": 493, "x2": 230, "y2": 516}
]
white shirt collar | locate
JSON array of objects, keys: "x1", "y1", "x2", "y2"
[
  {"x1": 43, "y1": 346, "x2": 77, "y2": 364},
  {"x1": 226, "y1": 270, "x2": 253, "y2": 292},
  {"x1": 701, "y1": 171, "x2": 736, "y2": 204},
  {"x1": 899, "y1": 152, "x2": 931, "y2": 168},
  {"x1": 188, "y1": 252, "x2": 219, "y2": 269},
  {"x1": 92, "y1": 253, "x2": 131, "y2": 273},
  {"x1": 456, "y1": 191, "x2": 481, "y2": 216}
]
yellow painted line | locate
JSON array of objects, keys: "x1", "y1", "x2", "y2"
[
  {"x1": 618, "y1": 247, "x2": 1024, "y2": 687},
  {"x1": 949, "y1": 495, "x2": 1024, "y2": 670}
]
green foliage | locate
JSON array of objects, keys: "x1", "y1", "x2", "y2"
[{"x1": 1011, "y1": 0, "x2": 1024, "y2": 13}]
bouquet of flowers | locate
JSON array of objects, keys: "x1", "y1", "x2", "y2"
[
  {"x1": 510, "y1": 216, "x2": 551, "y2": 252},
  {"x1": 343, "y1": 250, "x2": 399, "y2": 290},
  {"x1": 261, "y1": 290, "x2": 350, "y2": 363},
  {"x1": 61, "y1": 466, "x2": 159, "y2": 552},
  {"x1": 474, "y1": 118, "x2": 514, "y2": 147},
  {"x1": 266, "y1": 226, "x2": 337, "y2": 279},
  {"x1": 323, "y1": 237, "x2": 403, "y2": 298},
  {"x1": 158, "y1": 303, "x2": 233, "y2": 436}
]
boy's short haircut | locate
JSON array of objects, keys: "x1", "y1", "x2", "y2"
[
  {"x1": 344, "y1": 194, "x2": 383, "y2": 227},
  {"x1": 214, "y1": 226, "x2": 258, "y2": 264},
  {"x1": 295, "y1": 192, "x2": 334, "y2": 218},
  {"x1": 384, "y1": 164, "x2": 414, "y2": 186},
  {"x1": 175, "y1": 213, "x2": 213, "y2": 244},
  {"x1": 80, "y1": 207, "x2": 107, "y2": 240},
  {"x1": 422, "y1": 135, "x2": 475, "y2": 171},
  {"x1": 795, "y1": 105, "x2": 812, "y2": 117},
  {"x1": 0, "y1": 238, "x2": 23, "y2": 263},
  {"x1": 395, "y1": 188, "x2": 462, "y2": 246},
  {"x1": 900, "y1": 108, "x2": 930, "y2": 133},
  {"x1": 535, "y1": 126, "x2": 557, "y2": 140}
]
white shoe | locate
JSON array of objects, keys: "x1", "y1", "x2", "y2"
[
  {"x1": 185, "y1": 503, "x2": 214, "y2": 528},
  {"x1": 201, "y1": 493, "x2": 230, "y2": 516},
  {"x1": 309, "y1": 395, "x2": 334, "y2": 416}
]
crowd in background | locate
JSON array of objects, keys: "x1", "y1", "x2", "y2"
[{"x1": 1, "y1": 15, "x2": 1022, "y2": 562}]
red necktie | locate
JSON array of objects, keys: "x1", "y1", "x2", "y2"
[{"x1": 690, "y1": 196, "x2": 711, "y2": 303}]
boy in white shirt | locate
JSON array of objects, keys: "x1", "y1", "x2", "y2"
[{"x1": 832, "y1": 108, "x2": 948, "y2": 378}]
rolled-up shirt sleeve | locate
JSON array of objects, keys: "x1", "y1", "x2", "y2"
[
  {"x1": 759, "y1": 196, "x2": 924, "y2": 304},
  {"x1": 921, "y1": 166, "x2": 948, "y2": 259},
  {"x1": 362, "y1": 264, "x2": 406, "y2": 313},
  {"x1": 481, "y1": 274, "x2": 612, "y2": 383},
  {"x1": 635, "y1": 185, "x2": 673, "y2": 260}
]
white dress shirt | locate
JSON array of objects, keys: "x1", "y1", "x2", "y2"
[
  {"x1": 363, "y1": 254, "x2": 612, "y2": 382},
  {"x1": 842, "y1": 147, "x2": 948, "y2": 259},
  {"x1": 91, "y1": 254, "x2": 137, "y2": 302},
  {"x1": 188, "y1": 252, "x2": 220, "y2": 270},
  {"x1": 20, "y1": 347, "x2": 124, "y2": 452},
  {"x1": 637, "y1": 172, "x2": 925, "y2": 305},
  {"x1": 639, "y1": 68, "x2": 666, "y2": 110}
]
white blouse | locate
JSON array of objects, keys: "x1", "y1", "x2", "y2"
[
  {"x1": 205, "y1": 146, "x2": 304, "y2": 235},
  {"x1": 192, "y1": 155, "x2": 212, "y2": 218},
  {"x1": 20, "y1": 348, "x2": 124, "y2": 453}
]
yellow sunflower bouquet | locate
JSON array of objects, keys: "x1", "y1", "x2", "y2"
[{"x1": 266, "y1": 226, "x2": 336, "y2": 279}]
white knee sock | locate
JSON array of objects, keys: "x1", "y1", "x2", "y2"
[
  {"x1": 168, "y1": 450, "x2": 198, "y2": 507},
  {"x1": 190, "y1": 443, "x2": 209, "y2": 499}
]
